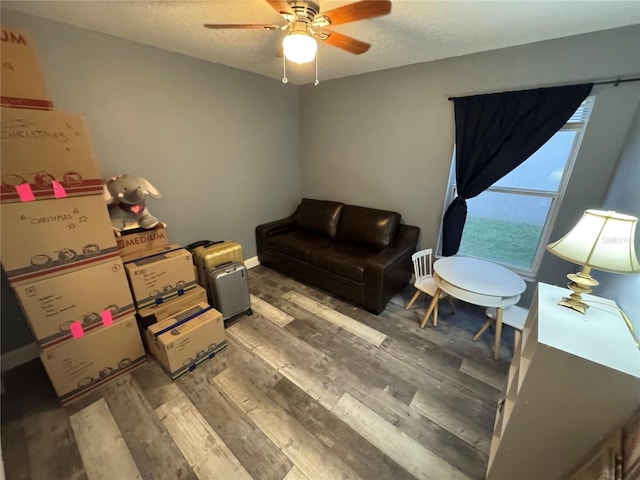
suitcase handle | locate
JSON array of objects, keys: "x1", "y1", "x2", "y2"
[{"x1": 186, "y1": 240, "x2": 224, "y2": 251}]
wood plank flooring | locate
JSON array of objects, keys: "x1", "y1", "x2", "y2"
[{"x1": 1, "y1": 265, "x2": 514, "y2": 480}]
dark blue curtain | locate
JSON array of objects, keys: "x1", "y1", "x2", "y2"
[{"x1": 441, "y1": 83, "x2": 593, "y2": 256}]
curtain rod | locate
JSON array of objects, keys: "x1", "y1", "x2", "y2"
[
  {"x1": 447, "y1": 76, "x2": 640, "y2": 101},
  {"x1": 593, "y1": 77, "x2": 640, "y2": 86}
]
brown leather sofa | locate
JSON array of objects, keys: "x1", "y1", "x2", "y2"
[{"x1": 256, "y1": 198, "x2": 420, "y2": 314}]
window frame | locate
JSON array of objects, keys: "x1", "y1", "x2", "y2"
[{"x1": 437, "y1": 96, "x2": 594, "y2": 281}]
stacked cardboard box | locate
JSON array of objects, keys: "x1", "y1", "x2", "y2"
[
  {"x1": 123, "y1": 243, "x2": 199, "y2": 310},
  {"x1": 0, "y1": 25, "x2": 146, "y2": 405},
  {"x1": 145, "y1": 302, "x2": 226, "y2": 379},
  {"x1": 1, "y1": 25, "x2": 53, "y2": 110},
  {"x1": 116, "y1": 227, "x2": 171, "y2": 258},
  {"x1": 117, "y1": 232, "x2": 227, "y2": 379}
]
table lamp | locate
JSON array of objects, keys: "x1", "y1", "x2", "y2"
[{"x1": 546, "y1": 209, "x2": 640, "y2": 314}]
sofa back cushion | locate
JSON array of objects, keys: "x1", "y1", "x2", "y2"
[
  {"x1": 336, "y1": 205, "x2": 401, "y2": 250},
  {"x1": 295, "y1": 198, "x2": 344, "y2": 239}
]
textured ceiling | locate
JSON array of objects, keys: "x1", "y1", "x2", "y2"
[{"x1": 3, "y1": 0, "x2": 640, "y2": 85}]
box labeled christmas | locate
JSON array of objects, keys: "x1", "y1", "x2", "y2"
[
  {"x1": 1, "y1": 195, "x2": 119, "y2": 286},
  {"x1": 1, "y1": 107, "x2": 103, "y2": 203}
]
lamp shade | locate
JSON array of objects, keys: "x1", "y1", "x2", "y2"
[
  {"x1": 282, "y1": 22, "x2": 317, "y2": 64},
  {"x1": 546, "y1": 209, "x2": 640, "y2": 274}
]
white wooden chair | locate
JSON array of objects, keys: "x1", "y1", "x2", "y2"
[
  {"x1": 473, "y1": 305, "x2": 529, "y2": 350},
  {"x1": 405, "y1": 249, "x2": 455, "y2": 326}
]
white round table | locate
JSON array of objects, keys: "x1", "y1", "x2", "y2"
[{"x1": 421, "y1": 256, "x2": 526, "y2": 360}]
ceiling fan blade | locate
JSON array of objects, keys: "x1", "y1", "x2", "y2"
[
  {"x1": 204, "y1": 24, "x2": 282, "y2": 30},
  {"x1": 266, "y1": 0, "x2": 293, "y2": 14},
  {"x1": 319, "y1": 0, "x2": 391, "y2": 26},
  {"x1": 318, "y1": 30, "x2": 370, "y2": 55}
]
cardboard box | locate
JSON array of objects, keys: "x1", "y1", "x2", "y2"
[
  {"x1": 1, "y1": 107, "x2": 103, "y2": 203},
  {"x1": 40, "y1": 316, "x2": 146, "y2": 405},
  {"x1": 136, "y1": 285, "x2": 207, "y2": 328},
  {"x1": 120, "y1": 242, "x2": 181, "y2": 264},
  {"x1": 124, "y1": 245, "x2": 197, "y2": 309},
  {"x1": 1, "y1": 25, "x2": 53, "y2": 110},
  {"x1": 1, "y1": 195, "x2": 119, "y2": 286},
  {"x1": 145, "y1": 303, "x2": 226, "y2": 379},
  {"x1": 116, "y1": 227, "x2": 170, "y2": 258},
  {"x1": 14, "y1": 259, "x2": 135, "y2": 348}
]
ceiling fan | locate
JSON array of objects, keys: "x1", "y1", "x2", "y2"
[{"x1": 204, "y1": 0, "x2": 392, "y2": 84}]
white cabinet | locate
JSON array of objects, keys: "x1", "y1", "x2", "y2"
[{"x1": 486, "y1": 282, "x2": 640, "y2": 480}]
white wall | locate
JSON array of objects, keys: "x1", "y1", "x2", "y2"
[
  {"x1": 1, "y1": 9, "x2": 302, "y2": 352},
  {"x1": 598, "y1": 106, "x2": 640, "y2": 334},
  {"x1": 299, "y1": 25, "x2": 640, "y2": 306}
]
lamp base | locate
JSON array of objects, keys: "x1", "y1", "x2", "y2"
[
  {"x1": 558, "y1": 296, "x2": 589, "y2": 314},
  {"x1": 557, "y1": 267, "x2": 599, "y2": 315}
]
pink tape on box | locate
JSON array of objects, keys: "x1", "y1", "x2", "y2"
[
  {"x1": 70, "y1": 321, "x2": 84, "y2": 339},
  {"x1": 16, "y1": 183, "x2": 35, "y2": 202},
  {"x1": 101, "y1": 309, "x2": 113, "y2": 327},
  {"x1": 52, "y1": 181, "x2": 67, "y2": 198}
]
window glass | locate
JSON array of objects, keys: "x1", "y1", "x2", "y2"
[
  {"x1": 494, "y1": 130, "x2": 577, "y2": 191},
  {"x1": 459, "y1": 192, "x2": 553, "y2": 269}
]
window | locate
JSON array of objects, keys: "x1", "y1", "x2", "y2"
[{"x1": 438, "y1": 97, "x2": 595, "y2": 279}]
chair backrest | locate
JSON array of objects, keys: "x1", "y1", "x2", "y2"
[{"x1": 411, "y1": 249, "x2": 433, "y2": 283}]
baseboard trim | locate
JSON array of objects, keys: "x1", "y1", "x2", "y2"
[
  {"x1": 245, "y1": 256, "x2": 260, "y2": 270},
  {"x1": 1, "y1": 342, "x2": 39, "y2": 372}
]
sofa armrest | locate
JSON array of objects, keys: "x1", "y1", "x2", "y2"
[
  {"x1": 363, "y1": 224, "x2": 420, "y2": 314},
  {"x1": 255, "y1": 214, "x2": 297, "y2": 257},
  {"x1": 366, "y1": 224, "x2": 420, "y2": 273}
]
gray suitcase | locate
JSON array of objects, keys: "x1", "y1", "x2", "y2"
[{"x1": 208, "y1": 262, "x2": 252, "y2": 320}]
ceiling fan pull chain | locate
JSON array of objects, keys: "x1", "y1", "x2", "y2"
[
  {"x1": 282, "y1": 55, "x2": 288, "y2": 84},
  {"x1": 314, "y1": 51, "x2": 319, "y2": 86}
]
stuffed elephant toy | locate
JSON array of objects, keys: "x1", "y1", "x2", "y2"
[{"x1": 103, "y1": 175, "x2": 165, "y2": 234}]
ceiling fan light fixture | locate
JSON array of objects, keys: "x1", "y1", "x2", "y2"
[{"x1": 282, "y1": 22, "x2": 317, "y2": 64}]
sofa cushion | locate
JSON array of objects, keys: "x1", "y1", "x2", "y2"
[
  {"x1": 309, "y1": 243, "x2": 377, "y2": 282},
  {"x1": 266, "y1": 231, "x2": 333, "y2": 261},
  {"x1": 336, "y1": 205, "x2": 401, "y2": 250},
  {"x1": 295, "y1": 198, "x2": 344, "y2": 239}
]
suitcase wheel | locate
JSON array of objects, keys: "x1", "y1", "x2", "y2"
[{"x1": 246, "y1": 308, "x2": 253, "y2": 316}]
